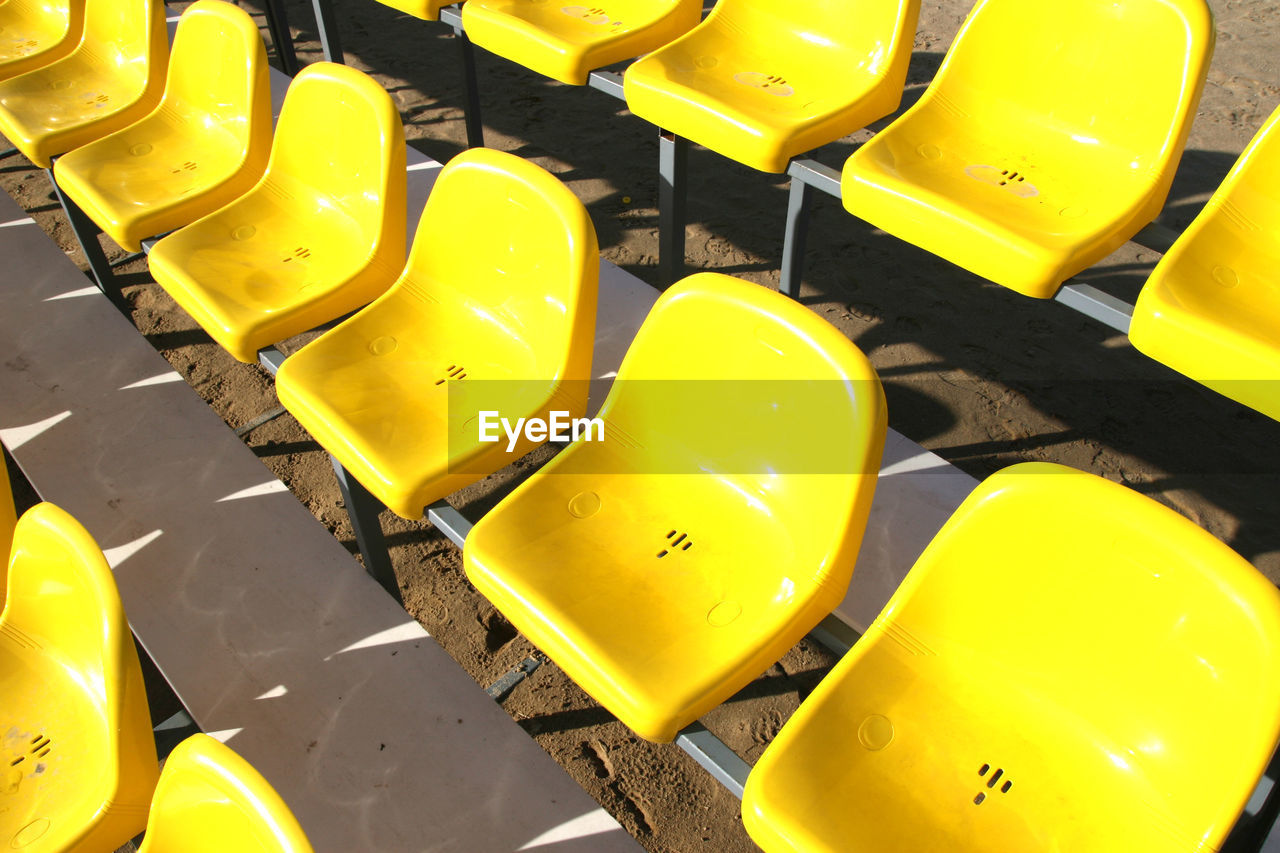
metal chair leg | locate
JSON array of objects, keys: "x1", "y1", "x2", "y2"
[
  {"x1": 261, "y1": 0, "x2": 300, "y2": 74},
  {"x1": 311, "y1": 0, "x2": 343, "y2": 64},
  {"x1": 454, "y1": 26, "x2": 485, "y2": 149},
  {"x1": 780, "y1": 177, "x2": 816, "y2": 300},
  {"x1": 48, "y1": 170, "x2": 125, "y2": 308},
  {"x1": 330, "y1": 456, "x2": 403, "y2": 604},
  {"x1": 658, "y1": 131, "x2": 689, "y2": 287}
]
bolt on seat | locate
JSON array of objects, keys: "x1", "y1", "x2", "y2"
[
  {"x1": 148, "y1": 62, "x2": 406, "y2": 363},
  {"x1": 1130, "y1": 103, "x2": 1280, "y2": 423},
  {"x1": 275, "y1": 147, "x2": 599, "y2": 521},
  {"x1": 136, "y1": 734, "x2": 314, "y2": 853},
  {"x1": 0, "y1": 0, "x2": 86, "y2": 82},
  {"x1": 0, "y1": 0, "x2": 167, "y2": 168},
  {"x1": 51, "y1": 0, "x2": 272, "y2": 253},
  {"x1": 460, "y1": 0, "x2": 701, "y2": 85},
  {"x1": 463, "y1": 272, "x2": 888, "y2": 742},
  {"x1": 742, "y1": 462, "x2": 1280, "y2": 852},
  {"x1": 0, "y1": 503, "x2": 159, "y2": 851},
  {"x1": 623, "y1": 0, "x2": 920, "y2": 174},
  {"x1": 841, "y1": 0, "x2": 1215, "y2": 299}
]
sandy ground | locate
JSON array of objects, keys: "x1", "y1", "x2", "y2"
[{"x1": 3, "y1": 0, "x2": 1280, "y2": 850}]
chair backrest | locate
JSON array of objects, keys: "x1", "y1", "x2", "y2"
[
  {"x1": 1, "y1": 503, "x2": 158, "y2": 850},
  {"x1": 405, "y1": 147, "x2": 598, "y2": 384},
  {"x1": 1, "y1": 0, "x2": 85, "y2": 62},
  {"x1": 928, "y1": 0, "x2": 1212, "y2": 182},
  {"x1": 878, "y1": 461, "x2": 1280, "y2": 848},
  {"x1": 138, "y1": 734, "x2": 314, "y2": 853},
  {"x1": 710, "y1": 0, "x2": 918, "y2": 83},
  {"x1": 79, "y1": 0, "x2": 168, "y2": 93},
  {"x1": 160, "y1": 0, "x2": 270, "y2": 158},
  {"x1": 598, "y1": 272, "x2": 887, "y2": 591},
  {"x1": 266, "y1": 62, "x2": 407, "y2": 265}
]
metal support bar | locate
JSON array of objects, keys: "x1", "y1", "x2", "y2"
[
  {"x1": 0, "y1": 146, "x2": 18, "y2": 159},
  {"x1": 48, "y1": 170, "x2": 124, "y2": 308},
  {"x1": 152, "y1": 709, "x2": 200, "y2": 760},
  {"x1": 453, "y1": 25, "x2": 485, "y2": 150},
  {"x1": 261, "y1": 0, "x2": 300, "y2": 75},
  {"x1": 310, "y1": 0, "x2": 343, "y2": 64},
  {"x1": 676, "y1": 722, "x2": 751, "y2": 799},
  {"x1": 330, "y1": 457, "x2": 402, "y2": 603},
  {"x1": 425, "y1": 498, "x2": 472, "y2": 549},
  {"x1": 234, "y1": 405, "x2": 287, "y2": 437},
  {"x1": 587, "y1": 69, "x2": 625, "y2": 100},
  {"x1": 257, "y1": 345, "x2": 288, "y2": 375},
  {"x1": 1054, "y1": 283, "x2": 1135, "y2": 335},
  {"x1": 780, "y1": 177, "x2": 816, "y2": 300},
  {"x1": 658, "y1": 131, "x2": 689, "y2": 287},
  {"x1": 807, "y1": 613, "x2": 860, "y2": 658},
  {"x1": 787, "y1": 158, "x2": 842, "y2": 199},
  {"x1": 109, "y1": 250, "x2": 146, "y2": 268},
  {"x1": 1131, "y1": 221, "x2": 1179, "y2": 256},
  {"x1": 486, "y1": 656, "x2": 541, "y2": 701}
]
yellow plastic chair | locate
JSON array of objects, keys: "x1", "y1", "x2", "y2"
[
  {"x1": 148, "y1": 63, "x2": 406, "y2": 363},
  {"x1": 460, "y1": 0, "x2": 701, "y2": 86},
  {"x1": 0, "y1": 503, "x2": 159, "y2": 851},
  {"x1": 623, "y1": 0, "x2": 920, "y2": 173},
  {"x1": 0, "y1": 457, "x2": 16, "y2": 606},
  {"x1": 841, "y1": 0, "x2": 1215, "y2": 299},
  {"x1": 51, "y1": 0, "x2": 271, "y2": 253},
  {"x1": 0, "y1": 0, "x2": 85, "y2": 81},
  {"x1": 275, "y1": 147, "x2": 599, "y2": 520},
  {"x1": 742, "y1": 461, "x2": 1280, "y2": 853},
  {"x1": 0, "y1": 0, "x2": 167, "y2": 168},
  {"x1": 463, "y1": 272, "x2": 887, "y2": 742},
  {"x1": 1130, "y1": 104, "x2": 1280, "y2": 423},
  {"x1": 137, "y1": 734, "x2": 314, "y2": 853}
]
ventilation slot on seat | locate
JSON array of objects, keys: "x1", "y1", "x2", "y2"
[
  {"x1": 973, "y1": 762, "x2": 1013, "y2": 804},
  {"x1": 657, "y1": 529, "x2": 693, "y2": 558},
  {"x1": 434, "y1": 364, "x2": 467, "y2": 385}
]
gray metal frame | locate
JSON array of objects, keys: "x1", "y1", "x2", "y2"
[
  {"x1": 49, "y1": 170, "x2": 127, "y2": 308},
  {"x1": 329, "y1": 456, "x2": 402, "y2": 602},
  {"x1": 258, "y1": 0, "x2": 300, "y2": 74}
]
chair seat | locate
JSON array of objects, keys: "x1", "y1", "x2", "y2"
[
  {"x1": 743, "y1": 644, "x2": 1220, "y2": 852},
  {"x1": 149, "y1": 176, "x2": 400, "y2": 362},
  {"x1": 623, "y1": 0, "x2": 918, "y2": 173},
  {"x1": 137, "y1": 735, "x2": 315, "y2": 853},
  {"x1": 742, "y1": 462, "x2": 1280, "y2": 852},
  {"x1": 1131, "y1": 215, "x2": 1280, "y2": 421},
  {"x1": 1, "y1": 653, "x2": 137, "y2": 850},
  {"x1": 0, "y1": 503, "x2": 158, "y2": 852},
  {"x1": 842, "y1": 113, "x2": 1160, "y2": 299},
  {"x1": 1130, "y1": 103, "x2": 1280, "y2": 423},
  {"x1": 276, "y1": 148, "x2": 599, "y2": 522},
  {"x1": 275, "y1": 284, "x2": 580, "y2": 519},
  {"x1": 0, "y1": 53, "x2": 157, "y2": 168},
  {"x1": 54, "y1": 116, "x2": 258, "y2": 252},
  {"x1": 839, "y1": 0, "x2": 1212, "y2": 300},
  {"x1": 465, "y1": 463, "x2": 845, "y2": 743},
  {"x1": 463, "y1": 272, "x2": 887, "y2": 743},
  {"x1": 461, "y1": 0, "x2": 700, "y2": 85},
  {"x1": 0, "y1": 0, "x2": 81, "y2": 81}
]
